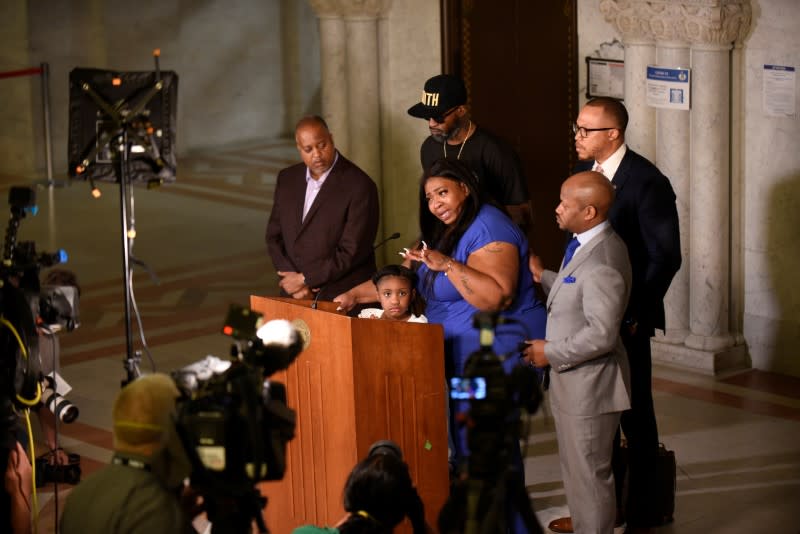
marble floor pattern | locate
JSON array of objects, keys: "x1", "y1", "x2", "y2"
[{"x1": 3, "y1": 139, "x2": 799, "y2": 534}]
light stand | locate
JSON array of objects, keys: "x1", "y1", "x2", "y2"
[
  {"x1": 115, "y1": 129, "x2": 139, "y2": 385},
  {"x1": 70, "y1": 54, "x2": 174, "y2": 387}
]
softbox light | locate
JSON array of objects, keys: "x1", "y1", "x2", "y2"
[{"x1": 67, "y1": 68, "x2": 178, "y2": 184}]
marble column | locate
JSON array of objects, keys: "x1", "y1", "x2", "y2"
[
  {"x1": 685, "y1": 43, "x2": 735, "y2": 352},
  {"x1": 308, "y1": 0, "x2": 390, "y2": 180},
  {"x1": 599, "y1": 0, "x2": 656, "y2": 159},
  {"x1": 315, "y1": 14, "x2": 350, "y2": 154},
  {"x1": 0, "y1": 0, "x2": 35, "y2": 176},
  {"x1": 622, "y1": 39, "x2": 657, "y2": 160},
  {"x1": 601, "y1": 0, "x2": 752, "y2": 374},
  {"x1": 344, "y1": 15, "x2": 381, "y2": 183},
  {"x1": 280, "y1": 0, "x2": 304, "y2": 135},
  {"x1": 654, "y1": 42, "x2": 690, "y2": 345},
  {"x1": 729, "y1": 42, "x2": 746, "y2": 345}
]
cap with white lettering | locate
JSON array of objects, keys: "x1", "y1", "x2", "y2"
[{"x1": 407, "y1": 74, "x2": 467, "y2": 120}]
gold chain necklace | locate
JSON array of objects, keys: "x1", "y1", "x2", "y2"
[{"x1": 443, "y1": 120, "x2": 474, "y2": 160}]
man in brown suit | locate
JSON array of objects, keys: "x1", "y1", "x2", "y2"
[{"x1": 266, "y1": 116, "x2": 379, "y2": 303}]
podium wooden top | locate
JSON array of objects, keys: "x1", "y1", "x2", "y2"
[{"x1": 262, "y1": 296, "x2": 344, "y2": 314}]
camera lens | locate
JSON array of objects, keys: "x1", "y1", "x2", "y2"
[{"x1": 42, "y1": 385, "x2": 79, "y2": 424}]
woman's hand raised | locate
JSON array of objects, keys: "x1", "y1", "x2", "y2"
[{"x1": 401, "y1": 241, "x2": 451, "y2": 272}]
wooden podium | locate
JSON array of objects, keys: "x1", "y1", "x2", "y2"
[{"x1": 249, "y1": 296, "x2": 449, "y2": 532}]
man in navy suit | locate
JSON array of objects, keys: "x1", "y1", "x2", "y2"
[
  {"x1": 266, "y1": 116, "x2": 379, "y2": 303},
  {"x1": 548, "y1": 98, "x2": 681, "y2": 534}
]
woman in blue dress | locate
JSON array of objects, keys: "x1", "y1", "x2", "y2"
[
  {"x1": 336, "y1": 158, "x2": 546, "y2": 532},
  {"x1": 406, "y1": 159, "x2": 546, "y2": 380}
]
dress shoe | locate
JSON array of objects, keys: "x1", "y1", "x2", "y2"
[
  {"x1": 623, "y1": 528, "x2": 654, "y2": 534},
  {"x1": 547, "y1": 517, "x2": 573, "y2": 533},
  {"x1": 547, "y1": 510, "x2": 624, "y2": 533}
]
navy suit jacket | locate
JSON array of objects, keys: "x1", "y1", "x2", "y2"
[
  {"x1": 265, "y1": 153, "x2": 379, "y2": 300},
  {"x1": 576, "y1": 148, "x2": 681, "y2": 332}
]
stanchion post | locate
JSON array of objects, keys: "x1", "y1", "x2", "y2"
[{"x1": 40, "y1": 62, "x2": 55, "y2": 185}]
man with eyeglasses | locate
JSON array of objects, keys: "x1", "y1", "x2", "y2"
[
  {"x1": 407, "y1": 74, "x2": 531, "y2": 228},
  {"x1": 547, "y1": 97, "x2": 681, "y2": 534}
]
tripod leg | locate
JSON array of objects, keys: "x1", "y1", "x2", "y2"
[{"x1": 508, "y1": 471, "x2": 542, "y2": 534}]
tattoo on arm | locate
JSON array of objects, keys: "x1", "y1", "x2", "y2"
[
  {"x1": 484, "y1": 242, "x2": 505, "y2": 254},
  {"x1": 459, "y1": 273, "x2": 474, "y2": 295},
  {"x1": 450, "y1": 263, "x2": 475, "y2": 295}
]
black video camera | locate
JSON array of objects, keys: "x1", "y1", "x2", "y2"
[
  {"x1": 439, "y1": 312, "x2": 544, "y2": 534},
  {"x1": 1, "y1": 186, "x2": 76, "y2": 428},
  {"x1": 170, "y1": 305, "x2": 303, "y2": 532},
  {"x1": 454, "y1": 312, "x2": 541, "y2": 479}
]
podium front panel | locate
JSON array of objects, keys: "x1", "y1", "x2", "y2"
[{"x1": 250, "y1": 296, "x2": 449, "y2": 532}]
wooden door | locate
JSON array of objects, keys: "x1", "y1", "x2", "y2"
[{"x1": 442, "y1": 0, "x2": 578, "y2": 270}]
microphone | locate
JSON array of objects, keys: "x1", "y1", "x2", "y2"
[
  {"x1": 311, "y1": 232, "x2": 401, "y2": 310},
  {"x1": 311, "y1": 288, "x2": 323, "y2": 310},
  {"x1": 373, "y1": 232, "x2": 401, "y2": 250}
]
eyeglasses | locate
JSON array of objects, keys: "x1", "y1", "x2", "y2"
[
  {"x1": 571, "y1": 122, "x2": 616, "y2": 138},
  {"x1": 430, "y1": 106, "x2": 459, "y2": 124}
]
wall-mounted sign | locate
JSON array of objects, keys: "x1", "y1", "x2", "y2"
[
  {"x1": 763, "y1": 64, "x2": 796, "y2": 117},
  {"x1": 586, "y1": 57, "x2": 624, "y2": 100},
  {"x1": 646, "y1": 66, "x2": 691, "y2": 110}
]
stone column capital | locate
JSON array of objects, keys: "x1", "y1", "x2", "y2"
[
  {"x1": 308, "y1": 0, "x2": 392, "y2": 19},
  {"x1": 307, "y1": 0, "x2": 341, "y2": 18},
  {"x1": 599, "y1": 0, "x2": 751, "y2": 47}
]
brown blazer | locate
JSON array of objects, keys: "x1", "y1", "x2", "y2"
[{"x1": 265, "y1": 153, "x2": 379, "y2": 300}]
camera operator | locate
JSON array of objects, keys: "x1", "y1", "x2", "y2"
[
  {"x1": 292, "y1": 441, "x2": 429, "y2": 534},
  {"x1": 1, "y1": 186, "x2": 81, "y2": 532},
  {"x1": 3, "y1": 440, "x2": 32, "y2": 534},
  {"x1": 60, "y1": 373, "x2": 198, "y2": 534},
  {"x1": 2, "y1": 270, "x2": 45, "y2": 534}
]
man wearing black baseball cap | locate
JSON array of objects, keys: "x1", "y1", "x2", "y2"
[{"x1": 408, "y1": 74, "x2": 531, "y2": 227}]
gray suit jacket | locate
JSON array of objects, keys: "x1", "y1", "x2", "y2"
[{"x1": 541, "y1": 225, "x2": 632, "y2": 416}]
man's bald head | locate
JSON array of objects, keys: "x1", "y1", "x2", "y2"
[
  {"x1": 294, "y1": 115, "x2": 336, "y2": 179},
  {"x1": 555, "y1": 171, "x2": 615, "y2": 234},
  {"x1": 569, "y1": 171, "x2": 614, "y2": 218},
  {"x1": 294, "y1": 115, "x2": 330, "y2": 135}
]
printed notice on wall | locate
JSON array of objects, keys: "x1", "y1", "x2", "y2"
[
  {"x1": 646, "y1": 66, "x2": 691, "y2": 110},
  {"x1": 586, "y1": 58, "x2": 624, "y2": 100},
  {"x1": 763, "y1": 64, "x2": 796, "y2": 117}
]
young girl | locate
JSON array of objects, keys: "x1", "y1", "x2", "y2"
[{"x1": 358, "y1": 265, "x2": 427, "y2": 323}]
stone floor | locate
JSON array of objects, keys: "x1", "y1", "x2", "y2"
[{"x1": 3, "y1": 138, "x2": 799, "y2": 533}]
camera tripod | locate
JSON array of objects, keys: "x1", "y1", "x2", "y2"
[
  {"x1": 440, "y1": 425, "x2": 543, "y2": 534},
  {"x1": 199, "y1": 485, "x2": 271, "y2": 534}
]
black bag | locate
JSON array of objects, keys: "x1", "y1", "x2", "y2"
[
  {"x1": 654, "y1": 443, "x2": 676, "y2": 525},
  {"x1": 617, "y1": 441, "x2": 676, "y2": 526}
]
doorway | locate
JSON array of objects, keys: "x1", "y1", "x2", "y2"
[{"x1": 442, "y1": 0, "x2": 578, "y2": 268}]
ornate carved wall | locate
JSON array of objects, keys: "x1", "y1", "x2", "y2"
[{"x1": 598, "y1": 0, "x2": 753, "y2": 374}]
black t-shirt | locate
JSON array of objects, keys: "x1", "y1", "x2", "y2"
[{"x1": 420, "y1": 126, "x2": 529, "y2": 205}]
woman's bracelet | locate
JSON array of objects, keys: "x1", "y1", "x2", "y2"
[{"x1": 443, "y1": 258, "x2": 454, "y2": 277}]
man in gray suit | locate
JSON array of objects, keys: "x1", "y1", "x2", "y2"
[{"x1": 525, "y1": 171, "x2": 632, "y2": 534}]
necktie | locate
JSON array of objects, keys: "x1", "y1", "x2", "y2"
[
  {"x1": 595, "y1": 163, "x2": 605, "y2": 176},
  {"x1": 562, "y1": 237, "x2": 580, "y2": 268}
]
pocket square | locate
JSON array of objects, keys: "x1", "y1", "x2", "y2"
[{"x1": 563, "y1": 275, "x2": 576, "y2": 283}]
